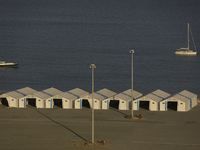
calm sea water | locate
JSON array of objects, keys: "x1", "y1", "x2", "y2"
[{"x1": 0, "y1": 0, "x2": 200, "y2": 97}]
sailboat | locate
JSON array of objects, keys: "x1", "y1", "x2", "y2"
[
  {"x1": 175, "y1": 23, "x2": 197, "y2": 55},
  {"x1": 0, "y1": 61, "x2": 19, "y2": 67}
]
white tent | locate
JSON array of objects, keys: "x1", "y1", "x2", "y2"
[
  {"x1": 88, "y1": 88, "x2": 117, "y2": 110},
  {"x1": 46, "y1": 92, "x2": 77, "y2": 109},
  {"x1": 42, "y1": 87, "x2": 63, "y2": 108},
  {"x1": 19, "y1": 91, "x2": 51, "y2": 108},
  {"x1": 17, "y1": 87, "x2": 38, "y2": 108},
  {"x1": 67, "y1": 88, "x2": 89, "y2": 109},
  {"x1": 114, "y1": 89, "x2": 142, "y2": 110},
  {"x1": 0, "y1": 91, "x2": 24, "y2": 108},
  {"x1": 160, "y1": 90, "x2": 197, "y2": 112},
  {"x1": 134, "y1": 89, "x2": 171, "y2": 111}
]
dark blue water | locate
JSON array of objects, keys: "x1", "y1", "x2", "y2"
[{"x1": 0, "y1": 0, "x2": 200, "y2": 97}]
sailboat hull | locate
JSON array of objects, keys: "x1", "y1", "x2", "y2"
[
  {"x1": 0, "y1": 62, "x2": 19, "y2": 67},
  {"x1": 175, "y1": 51, "x2": 197, "y2": 55}
]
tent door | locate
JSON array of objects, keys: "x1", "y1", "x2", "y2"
[
  {"x1": 109, "y1": 100, "x2": 119, "y2": 109},
  {"x1": 167, "y1": 101, "x2": 177, "y2": 111},
  {"x1": 1, "y1": 98, "x2": 9, "y2": 107},
  {"x1": 28, "y1": 98, "x2": 36, "y2": 107},
  {"x1": 54, "y1": 99, "x2": 62, "y2": 108},
  {"x1": 139, "y1": 101, "x2": 149, "y2": 110},
  {"x1": 82, "y1": 99, "x2": 90, "y2": 108}
]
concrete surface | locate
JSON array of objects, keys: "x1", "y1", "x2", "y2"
[{"x1": 0, "y1": 104, "x2": 200, "y2": 150}]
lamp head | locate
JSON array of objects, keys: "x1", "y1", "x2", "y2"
[
  {"x1": 90, "y1": 64, "x2": 96, "y2": 68},
  {"x1": 129, "y1": 49, "x2": 135, "y2": 53}
]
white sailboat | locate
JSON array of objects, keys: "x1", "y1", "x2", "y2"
[
  {"x1": 0, "y1": 61, "x2": 19, "y2": 67},
  {"x1": 175, "y1": 23, "x2": 197, "y2": 55}
]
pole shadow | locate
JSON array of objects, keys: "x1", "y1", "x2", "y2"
[
  {"x1": 110, "y1": 107, "x2": 129, "y2": 118},
  {"x1": 110, "y1": 107, "x2": 140, "y2": 118},
  {"x1": 28, "y1": 106, "x2": 87, "y2": 141}
]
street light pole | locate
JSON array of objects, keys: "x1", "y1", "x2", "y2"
[
  {"x1": 129, "y1": 50, "x2": 134, "y2": 119},
  {"x1": 90, "y1": 64, "x2": 96, "y2": 143}
]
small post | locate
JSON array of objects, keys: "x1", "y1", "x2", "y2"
[
  {"x1": 90, "y1": 64, "x2": 96, "y2": 143},
  {"x1": 129, "y1": 50, "x2": 134, "y2": 119}
]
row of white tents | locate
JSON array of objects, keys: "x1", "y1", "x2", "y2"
[{"x1": 0, "y1": 87, "x2": 198, "y2": 112}]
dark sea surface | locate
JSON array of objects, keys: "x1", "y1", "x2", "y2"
[{"x1": 0, "y1": 0, "x2": 200, "y2": 97}]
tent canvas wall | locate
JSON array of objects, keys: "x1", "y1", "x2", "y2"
[
  {"x1": 133, "y1": 89, "x2": 171, "y2": 111},
  {"x1": 114, "y1": 89, "x2": 142, "y2": 110},
  {"x1": 102, "y1": 99, "x2": 110, "y2": 109},
  {"x1": 74, "y1": 98, "x2": 83, "y2": 109},
  {"x1": 45, "y1": 98, "x2": 53, "y2": 108}
]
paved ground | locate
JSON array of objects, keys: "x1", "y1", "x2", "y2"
[{"x1": 0, "y1": 104, "x2": 200, "y2": 150}]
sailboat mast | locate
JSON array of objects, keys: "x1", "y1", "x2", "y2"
[{"x1": 188, "y1": 23, "x2": 189, "y2": 50}]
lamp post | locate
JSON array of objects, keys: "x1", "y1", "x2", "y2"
[
  {"x1": 90, "y1": 64, "x2": 96, "y2": 143},
  {"x1": 129, "y1": 50, "x2": 134, "y2": 119}
]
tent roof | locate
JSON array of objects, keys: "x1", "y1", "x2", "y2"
[
  {"x1": 0, "y1": 87, "x2": 38, "y2": 99},
  {"x1": 115, "y1": 89, "x2": 142, "y2": 101},
  {"x1": 58, "y1": 92, "x2": 78, "y2": 100},
  {"x1": 151, "y1": 89, "x2": 171, "y2": 99},
  {"x1": 68, "y1": 88, "x2": 89, "y2": 98},
  {"x1": 173, "y1": 94, "x2": 190, "y2": 103},
  {"x1": 161, "y1": 90, "x2": 195, "y2": 103},
  {"x1": 2, "y1": 91, "x2": 25, "y2": 99},
  {"x1": 96, "y1": 88, "x2": 117, "y2": 98},
  {"x1": 89, "y1": 93, "x2": 106, "y2": 101},
  {"x1": 122, "y1": 89, "x2": 143, "y2": 98},
  {"x1": 115, "y1": 93, "x2": 132, "y2": 101},
  {"x1": 145, "y1": 93, "x2": 163, "y2": 102},
  {"x1": 32, "y1": 91, "x2": 52, "y2": 99},
  {"x1": 16, "y1": 87, "x2": 38, "y2": 95},
  {"x1": 43, "y1": 87, "x2": 63, "y2": 96},
  {"x1": 179, "y1": 90, "x2": 197, "y2": 99},
  {"x1": 144, "y1": 89, "x2": 171, "y2": 102}
]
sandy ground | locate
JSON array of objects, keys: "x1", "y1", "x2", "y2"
[{"x1": 0, "y1": 104, "x2": 200, "y2": 150}]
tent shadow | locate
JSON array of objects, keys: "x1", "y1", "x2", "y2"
[{"x1": 29, "y1": 106, "x2": 87, "y2": 142}]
